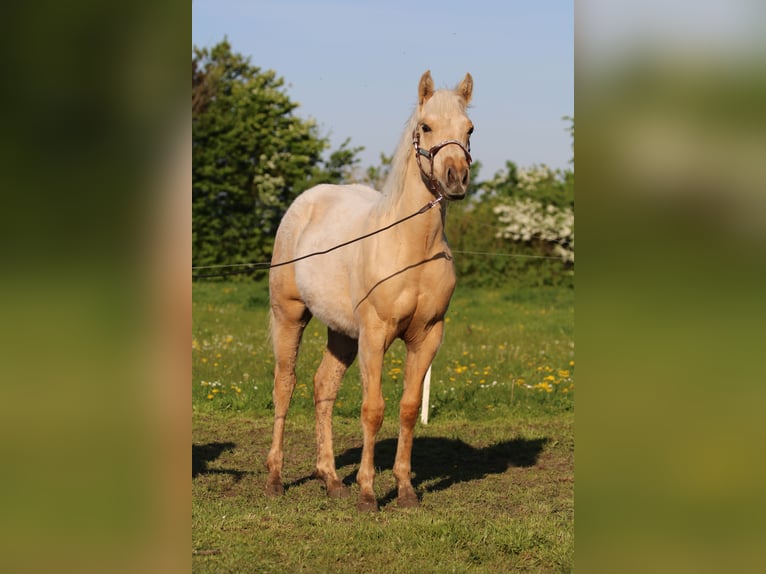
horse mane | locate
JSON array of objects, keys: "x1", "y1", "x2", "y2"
[{"x1": 380, "y1": 110, "x2": 419, "y2": 198}]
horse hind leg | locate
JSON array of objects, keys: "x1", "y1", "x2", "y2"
[
  {"x1": 313, "y1": 328, "x2": 357, "y2": 498},
  {"x1": 265, "y1": 301, "x2": 311, "y2": 496}
]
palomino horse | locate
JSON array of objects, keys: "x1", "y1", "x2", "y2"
[{"x1": 265, "y1": 71, "x2": 474, "y2": 511}]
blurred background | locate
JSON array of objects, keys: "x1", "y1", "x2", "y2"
[{"x1": 576, "y1": 1, "x2": 766, "y2": 572}]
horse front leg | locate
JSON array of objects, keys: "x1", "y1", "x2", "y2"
[
  {"x1": 356, "y1": 327, "x2": 387, "y2": 511},
  {"x1": 394, "y1": 322, "x2": 444, "y2": 507}
]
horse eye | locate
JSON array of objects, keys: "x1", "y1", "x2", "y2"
[
  {"x1": 467, "y1": 126, "x2": 474, "y2": 136},
  {"x1": 421, "y1": 123, "x2": 431, "y2": 133}
]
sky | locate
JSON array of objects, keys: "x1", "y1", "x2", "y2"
[{"x1": 192, "y1": 1, "x2": 573, "y2": 179}]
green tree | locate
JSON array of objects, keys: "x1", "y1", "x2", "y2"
[{"x1": 192, "y1": 40, "x2": 361, "y2": 274}]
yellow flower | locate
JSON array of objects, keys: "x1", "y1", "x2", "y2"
[
  {"x1": 206, "y1": 394, "x2": 213, "y2": 400},
  {"x1": 558, "y1": 369, "x2": 570, "y2": 378}
]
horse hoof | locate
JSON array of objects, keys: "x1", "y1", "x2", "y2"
[
  {"x1": 398, "y1": 492, "x2": 420, "y2": 508},
  {"x1": 264, "y1": 481, "x2": 284, "y2": 497},
  {"x1": 357, "y1": 495, "x2": 379, "y2": 512}
]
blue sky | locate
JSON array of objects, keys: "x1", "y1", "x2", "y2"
[{"x1": 192, "y1": 1, "x2": 573, "y2": 179}]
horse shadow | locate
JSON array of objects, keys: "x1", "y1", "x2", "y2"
[
  {"x1": 192, "y1": 441, "x2": 248, "y2": 481},
  {"x1": 333, "y1": 435, "x2": 548, "y2": 507}
]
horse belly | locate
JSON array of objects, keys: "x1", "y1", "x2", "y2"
[{"x1": 295, "y1": 258, "x2": 359, "y2": 337}]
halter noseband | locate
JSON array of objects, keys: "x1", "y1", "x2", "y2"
[{"x1": 412, "y1": 127, "x2": 472, "y2": 198}]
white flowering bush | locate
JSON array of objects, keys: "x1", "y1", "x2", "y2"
[
  {"x1": 516, "y1": 164, "x2": 557, "y2": 193},
  {"x1": 493, "y1": 198, "x2": 574, "y2": 263}
]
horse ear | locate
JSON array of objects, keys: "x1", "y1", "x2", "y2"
[
  {"x1": 457, "y1": 73, "x2": 473, "y2": 104},
  {"x1": 418, "y1": 70, "x2": 434, "y2": 106}
]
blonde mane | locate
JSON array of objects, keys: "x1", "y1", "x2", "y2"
[{"x1": 381, "y1": 111, "x2": 419, "y2": 197}]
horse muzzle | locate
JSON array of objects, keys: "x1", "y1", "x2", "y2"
[{"x1": 440, "y1": 158, "x2": 470, "y2": 199}]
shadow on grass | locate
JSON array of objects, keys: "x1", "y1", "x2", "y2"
[
  {"x1": 193, "y1": 441, "x2": 248, "y2": 480},
  {"x1": 334, "y1": 436, "x2": 548, "y2": 507}
]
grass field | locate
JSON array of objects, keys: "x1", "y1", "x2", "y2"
[{"x1": 192, "y1": 280, "x2": 574, "y2": 572}]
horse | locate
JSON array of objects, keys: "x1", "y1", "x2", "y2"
[{"x1": 265, "y1": 70, "x2": 474, "y2": 511}]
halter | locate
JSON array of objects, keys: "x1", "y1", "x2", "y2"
[{"x1": 412, "y1": 127, "x2": 473, "y2": 197}]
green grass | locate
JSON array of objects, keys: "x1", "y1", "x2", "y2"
[
  {"x1": 192, "y1": 280, "x2": 574, "y2": 572},
  {"x1": 192, "y1": 281, "x2": 574, "y2": 420}
]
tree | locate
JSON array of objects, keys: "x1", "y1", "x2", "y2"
[{"x1": 192, "y1": 40, "x2": 361, "y2": 274}]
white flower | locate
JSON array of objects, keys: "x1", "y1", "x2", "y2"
[{"x1": 494, "y1": 196, "x2": 574, "y2": 262}]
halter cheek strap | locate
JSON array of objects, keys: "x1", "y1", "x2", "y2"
[{"x1": 412, "y1": 128, "x2": 473, "y2": 197}]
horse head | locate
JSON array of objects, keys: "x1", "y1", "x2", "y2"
[{"x1": 413, "y1": 70, "x2": 474, "y2": 200}]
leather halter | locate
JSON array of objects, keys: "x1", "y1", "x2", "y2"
[{"x1": 412, "y1": 127, "x2": 472, "y2": 197}]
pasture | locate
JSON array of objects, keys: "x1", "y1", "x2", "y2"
[{"x1": 192, "y1": 280, "x2": 574, "y2": 572}]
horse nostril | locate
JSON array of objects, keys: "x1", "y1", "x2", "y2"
[{"x1": 461, "y1": 170, "x2": 469, "y2": 186}]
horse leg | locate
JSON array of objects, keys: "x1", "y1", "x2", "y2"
[
  {"x1": 356, "y1": 327, "x2": 387, "y2": 511},
  {"x1": 313, "y1": 328, "x2": 357, "y2": 498},
  {"x1": 265, "y1": 301, "x2": 311, "y2": 496},
  {"x1": 394, "y1": 322, "x2": 445, "y2": 508}
]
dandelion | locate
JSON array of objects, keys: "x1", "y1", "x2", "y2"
[{"x1": 206, "y1": 394, "x2": 214, "y2": 400}]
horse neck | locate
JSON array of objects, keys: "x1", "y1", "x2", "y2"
[{"x1": 381, "y1": 153, "x2": 448, "y2": 252}]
